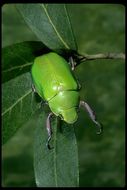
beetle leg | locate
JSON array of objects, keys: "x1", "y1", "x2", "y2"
[
  {"x1": 77, "y1": 80, "x2": 82, "y2": 90},
  {"x1": 46, "y1": 112, "x2": 54, "y2": 150},
  {"x1": 40, "y1": 100, "x2": 48, "y2": 109},
  {"x1": 69, "y1": 56, "x2": 76, "y2": 70},
  {"x1": 80, "y1": 101, "x2": 103, "y2": 134},
  {"x1": 31, "y1": 84, "x2": 36, "y2": 93}
]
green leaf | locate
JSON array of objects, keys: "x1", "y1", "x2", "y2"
[
  {"x1": 2, "y1": 41, "x2": 49, "y2": 83},
  {"x1": 16, "y1": 4, "x2": 77, "y2": 53},
  {"x1": 34, "y1": 113, "x2": 79, "y2": 187},
  {"x1": 2, "y1": 72, "x2": 40, "y2": 145}
]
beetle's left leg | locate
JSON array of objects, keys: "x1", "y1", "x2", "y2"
[
  {"x1": 31, "y1": 84, "x2": 36, "y2": 93},
  {"x1": 80, "y1": 101, "x2": 103, "y2": 134},
  {"x1": 40, "y1": 100, "x2": 48, "y2": 110},
  {"x1": 69, "y1": 56, "x2": 77, "y2": 70},
  {"x1": 46, "y1": 112, "x2": 54, "y2": 150}
]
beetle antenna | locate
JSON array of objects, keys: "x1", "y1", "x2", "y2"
[
  {"x1": 79, "y1": 101, "x2": 103, "y2": 134},
  {"x1": 46, "y1": 112, "x2": 54, "y2": 150}
]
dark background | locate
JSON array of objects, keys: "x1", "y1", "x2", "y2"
[{"x1": 2, "y1": 4, "x2": 125, "y2": 187}]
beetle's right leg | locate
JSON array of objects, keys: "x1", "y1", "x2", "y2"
[
  {"x1": 46, "y1": 112, "x2": 54, "y2": 150},
  {"x1": 79, "y1": 101, "x2": 103, "y2": 134}
]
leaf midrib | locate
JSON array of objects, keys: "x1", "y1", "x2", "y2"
[
  {"x1": 41, "y1": 4, "x2": 70, "y2": 50},
  {"x1": 2, "y1": 62, "x2": 32, "y2": 73}
]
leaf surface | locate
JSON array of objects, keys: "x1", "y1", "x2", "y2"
[
  {"x1": 34, "y1": 114, "x2": 79, "y2": 187},
  {"x1": 16, "y1": 4, "x2": 77, "y2": 53},
  {"x1": 2, "y1": 72, "x2": 40, "y2": 144},
  {"x1": 2, "y1": 41, "x2": 48, "y2": 83}
]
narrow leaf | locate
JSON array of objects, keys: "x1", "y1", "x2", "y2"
[
  {"x1": 34, "y1": 113, "x2": 79, "y2": 187},
  {"x1": 16, "y1": 4, "x2": 77, "y2": 53},
  {"x1": 2, "y1": 72, "x2": 40, "y2": 144},
  {"x1": 2, "y1": 41, "x2": 49, "y2": 83}
]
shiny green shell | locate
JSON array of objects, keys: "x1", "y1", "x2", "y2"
[{"x1": 31, "y1": 52, "x2": 80, "y2": 124}]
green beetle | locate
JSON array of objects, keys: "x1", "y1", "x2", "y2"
[{"x1": 31, "y1": 52, "x2": 102, "y2": 149}]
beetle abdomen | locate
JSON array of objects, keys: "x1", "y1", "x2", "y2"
[{"x1": 31, "y1": 52, "x2": 78, "y2": 101}]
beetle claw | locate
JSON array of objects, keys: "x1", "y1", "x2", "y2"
[
  {"x1": 46, "y1": 136, "x2": 54, "y2": 150},
  {"x1": 95, "y1": 121, "x2": 103, "y2": 135}
]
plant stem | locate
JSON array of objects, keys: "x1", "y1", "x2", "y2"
[{"x1": 79, "y1": 53, "x2": 125, "y2": 62}]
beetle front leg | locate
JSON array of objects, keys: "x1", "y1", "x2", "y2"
[
  {"x1": 31, "y1": 84, "x2": 36, "y2": 93},
  {"x1": 46, "y1": 112, "x2": 54, "y2": 150},
  {"x1": 80, "y1": 101, "x2": 103, "y2": 134},
  {"x1": 69, "y1": 56, "x2": 77, "y2": 70}
]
